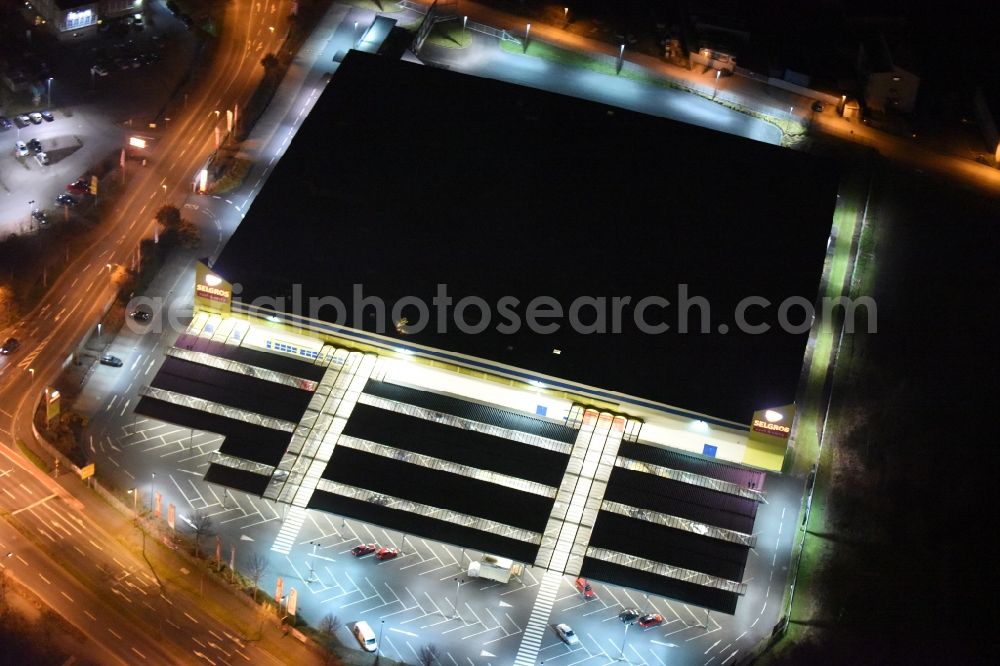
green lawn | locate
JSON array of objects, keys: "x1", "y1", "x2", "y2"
[
  {"x1": 426, "y1": 21, "x2": 474, "y2": 49},
  {"x1": 499, "y1": 38, "x2": 672, "y2": 88},
  {"x1": 766, "y1": 174, "x2": 874, "y2": 661},
  {"x1": 339, "y1": 0, "x2": 403, "y2": 12}
]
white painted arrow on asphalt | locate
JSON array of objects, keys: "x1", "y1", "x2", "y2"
[
  {"x1": 498, "y1": 600, "x2": 512, "y2": 608},
  {"x1": 240, "y1": 534, "x2": 254, "y2": 541},
  {"x1": 651, "y1": 640, "x2": 679, "y2": 647},
  {"x1": 480, "y1": 650, "x2": 496, "y2": 657}
]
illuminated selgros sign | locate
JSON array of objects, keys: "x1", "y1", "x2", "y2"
[
  {"x1": 750, "y1": 404, "x2": 796, "y2": 439},
  {"x1": 194, "y1": 261, "x2": 232, "y2": 313},
  {"x1": 751, "y1": 419, "x2": 791, "y2": 437}
]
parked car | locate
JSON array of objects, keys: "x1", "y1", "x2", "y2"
[
  {"x1": 129, "y1": 309, "x2": 152, "y2": 322},
  {"x1": 575, "y1": 577, "x2": 595, "y2": 599},
  {"x1": 32, "y1": 209, "x2": 48, "y2": 225},
  {"x1": 100, "y1": 354, "x2": 124, "y2": 367},
  {"x1": 15, "y1": 140, "x2": 29, "y2": 157},
  {"x1": 28, "y1": 112, "x2": 43, "y2": 124},
  {"x1": 351, "y1": 543, "x2": 377, "y2": 557},
  {"x1": 0, "y1": 117, "x2": 11, "y2": 130},
  {"x1": 40, "y1": 110, "x2": 54, "y2": 122},
  {"x1": 92, "y1": 64, "x2": 109, "y2": 77},
  {"x1": 555, "y1": 623, "x2": 580, "y2": 646},
  {"x1": 618, "y1": 608, "x2": 641, "y2": 625},
  {"x1": 374, "y1": 546, "x2": 400, "y2": 561},
  {"x1": 56, "y1": 193, "x2": 78, "y2": 207},
  {"x1": 27, "y1": 138, "x2": 42, "y2": 153},
  {"x1": 15, "y1": 114, "x2": 31, "y2": 128},
  {"x1": 352, "y1": 621, "x2": 378, "y2": 652},
  {"x1": 638, "y1": 613, "x2": 664, "y2": 628},
  {"x1": 68, "y1": 179, "x2": 89, "y2": 195},
  {"x1": 35, "y1": 152, "x2": 50, "y2": 166},
  {"x1": 1, "y1": 338, "x2": 20, "y2": 354}
]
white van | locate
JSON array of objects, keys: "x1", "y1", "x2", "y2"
[{"x1": 352, "y1": 620, "x2": 378, "y2": 652}]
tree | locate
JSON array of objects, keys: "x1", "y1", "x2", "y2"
[
  {"x1": 155, "y1": 204, "x2": 182, "y2": 230},
  {"x1": 417, "y1": 644, "x2": 439, "y2": 666},
  {"x1": 260, "y1": 53, "x2": 279, "y2": 79},
  {"x1": 189, "y1": 510, "x2": 215, "y2": 557},
  {"x1": 0, "y1": 568, "x2": 8, "y2": 615},
  {"x1": 317, "y1": 613, "x2": 340, "y2": 644},
  {"x1": 244, "y1": 551, "x2": 268, "y2": 602},
  {"x1": 155, "y1": 204, "x2": 201, "y2": 249}
]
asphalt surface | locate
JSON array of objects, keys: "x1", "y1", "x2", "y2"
[
  {"x1": 71, "y1": 3, "x2": 809, "y2": 664},
  {"x1": 5, "y1": 2, "x2": 817, "y2": 664},
  {"x1": 0, "y1": 0, "x2": 320, "y2": 662}
]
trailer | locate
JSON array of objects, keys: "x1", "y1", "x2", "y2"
[{"x1": 467, "y1": 555, "x2": 522, "y2": 584}]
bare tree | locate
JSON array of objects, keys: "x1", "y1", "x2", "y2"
[
  {"x1": 318, "y1": 613, "x2": 341, "y2": 643},
  {"x1": 0, "y1": 567, "x2": 8, "y2": 614},
  {"x1": 244, "y1": 551, "x2": 269, "y2": 602},
  {"x1": 189, "y1": 510, "x2": 215, "y2": 557},
  {"x1": 417, "y1": 644, "x2": 439, "y2": 666}
]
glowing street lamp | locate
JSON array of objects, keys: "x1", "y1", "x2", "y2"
[
  {"x1": 46, "y1": 77, "x2": 53, "y2": 107},
  {"x1": 524, "y1": 23, "x2": 531, "y2": 53}
]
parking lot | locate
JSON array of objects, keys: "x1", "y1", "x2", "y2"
[
  {"x1": 80, "y1": 399, "x2": 794, "y2": 665},
  {"x1": 0, "y1": 3, "x2": 196, "y2": 237}
]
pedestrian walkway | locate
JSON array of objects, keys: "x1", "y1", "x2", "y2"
[
  {"x1": 511, "y1": 569, "x2": 563, "y2": 666},
  {"x1": 534, "y1": 411, "x2": 629, "y2": 574},
  {"x1": 271, "y1": 505, "x2": 308, "y2": 554}
]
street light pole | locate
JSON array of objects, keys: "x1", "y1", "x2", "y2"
[
  {"x1": 453, "y1": 578, "x2": 463, "y2": 620},
  {"x1": 27, "y1": 200, "x2": 35, "y2": 231},
  {"x1": 375, "y1": 619, "x2": 385, "y2": 663},
  {"x1": 618, "y1": 621, "x2": 631, "y2": 661},
  {"x1": 524, "y1": 23, "x2": 531, "y2": 53},
  {"x1": 47, "y1": 77, "x2": 53, "y2": 107},
  {"x1": 149, "y1": 472, "x2": 156, "y2": 512},
  {"x1": 462, "y1": 15, "x2": 467, "y2": 43},
  {"x1": 617, "y1": 43, "x2": 625, "y2": 74}
]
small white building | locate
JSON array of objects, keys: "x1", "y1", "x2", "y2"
[
  {"x1": 29, "y1": 0, "x2": 140, "y2": 34},
  {"x1": 858, "y1": 33, "x2": 920, "y2": 114},
  {"x1": 973, "y1": 86, "x2": 1000, "y2": 165}
]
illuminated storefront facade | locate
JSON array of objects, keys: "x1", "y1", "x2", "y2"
[{"x1": 28, "y1": 0, "x2": 141, "y2": 33}]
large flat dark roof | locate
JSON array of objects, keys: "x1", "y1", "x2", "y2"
[{"x1": 214, "y1": 50, "x2": 838, "y2": 423}]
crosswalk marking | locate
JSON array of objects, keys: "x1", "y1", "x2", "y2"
[
  {"x1": 270, "y1": 506, "x2": 307, "y2": 554},
  {"x1": 511, "y1": 570, "x2": 564, "y2": 666}
]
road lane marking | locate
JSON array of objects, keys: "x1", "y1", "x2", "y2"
[
  {"x1": 108, "y1": 628, "x2": 123, "y2": 640},
  {"x1": 131, "y1": 647, "x2": 147, "y2": 660},
  {"x1": 184, "y1": 612, "x2": 200, "y2": 624},
  {"x1": 84, "y1": 610, "x2": 96, "y2": 620},
  {"x1": 60, "y1": 591, "x2": 74, "y2": 603},
  {"x1": 12, "y1": 493, "x2": 57, "y2": 515},
  {"x1": 39, "y1": 573, "x2": 51, "y2": 584}
]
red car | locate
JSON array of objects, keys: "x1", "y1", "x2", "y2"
[
  {"x1": 575, "y1": 577, "x2": 595, "y2": 599},
  {"x1": 374, "y1": 546, "x2": 400, "y2": 561},
  {"x1": 351, "y1": 543, "x2": 377, "y2": 557},
  {"x1": 638, "y1": 613, "x2": 664, "y2": 628},
  {"x1": 67, "y1": 179, "x2": 89, "y2": 195}
]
